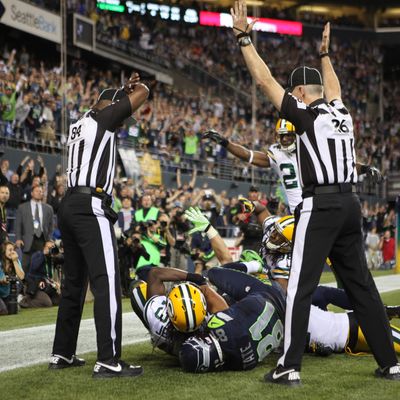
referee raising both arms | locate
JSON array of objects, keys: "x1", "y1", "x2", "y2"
[
  {"x1": 49, "y1": 73, "x2": 150, "y2": 378},
  {"x1": 231, "y1": 0, "x2": 399, "y2": 386}
]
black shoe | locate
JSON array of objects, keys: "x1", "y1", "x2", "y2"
[
  {"x1": 92, "y1": 360, "x2": 143, "y2": 379},
  {"x1": 375, "y1": 364, "x2": 400, "y2": 380},
  {"x1": 264, "y1": 366, "x2": 301, "y2": 387},
  {"x1": 385, "y1": 306, "x2": 400, "y2": 320},
  {"x1": 49, "y1": 354, "x2": 86, "y2": 370}
]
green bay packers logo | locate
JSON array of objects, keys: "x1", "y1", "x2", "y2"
[{"x1": 167, "y1": 283, "x2": 207, "y2": 333}]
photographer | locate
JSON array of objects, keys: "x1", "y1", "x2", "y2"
[
  {"x1": 0, "y1": 241, "x2": 25, "y2": 315},
  {"x1": 157, "y1": 213, "x2": 175, "y2": 267},
  {"x1": 127, "y1": 220, "x2": 167, "y2": 281},
  {"x1": 20, "y1": 240, "x2": 61, "y2": 308},
  {"x1": 169, "y1": 205, "x2": 192, "y2": 271}
]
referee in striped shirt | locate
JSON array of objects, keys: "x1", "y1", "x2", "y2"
[
  {"x1": 231, "y1": 0, "x2": 399, "y2": 386},
  {"x1": 49, "y1": 73, "x2": 150, "y2": 378}
]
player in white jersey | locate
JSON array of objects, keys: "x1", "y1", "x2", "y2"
[{"x1": 203, "y1": 119, "x2": 301, "y2": 213}]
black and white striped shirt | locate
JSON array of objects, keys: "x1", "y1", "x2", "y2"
[
  {"x1": 280, "y1": 93, "x2": 357, "y2": 188},
  {"x1": 66, "y1": 96, "x2": 132, "y2": 196}
]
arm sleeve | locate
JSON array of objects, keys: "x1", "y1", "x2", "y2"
[
  {"x1": 329, "y1": 99, "x2": 350, "y2": 114},
  {"x1": 93, "y1": 96, "x2": 132, "y2": 132},
  {"x1": 280, "y1": 92, "x2": 313, "y2": 135}
]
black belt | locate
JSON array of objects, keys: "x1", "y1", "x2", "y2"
[
  {"x1": 303, "y1": 183, "x2": 356, "y2": 196},
  {"x1": 68, "y1": 186, "x2": 112, "y2": 203}
]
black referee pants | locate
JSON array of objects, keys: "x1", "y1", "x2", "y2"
[
  {"x1": 52, "y1": 191, "x2": 122, "y2": 362},
  {"x1": 279, "y1": 192, "x2": 397, "y2": 371}
]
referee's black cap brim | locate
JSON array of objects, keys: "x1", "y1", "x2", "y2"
[{"x1": 287, "y1": 66, "x2": 323, "y2": 89}]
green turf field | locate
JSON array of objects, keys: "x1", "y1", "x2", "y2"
[{"x1": 1, "y1": 276, "x2": 399, "y2": 400}]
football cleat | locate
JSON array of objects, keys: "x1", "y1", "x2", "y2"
[
  {"x1": 375, "y1": 363, "x2": 400, "y2": 380},
  {"x1": 167, "y1": 282, "x2": 207, "y2": 333},
  {"x1": 92, "y1": 360, "x2": 143, "y2": 379},
  {"x1": 385, "y1": 305, "x2": 400, "y2": 320},
  {"x1": 48, "y1": 354, "x2": 86, "y2": 369},
  {"x1": 264, "y1": 366, "x2": 301, "y2": 387}
]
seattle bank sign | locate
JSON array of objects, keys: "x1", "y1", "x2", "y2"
[{"x1": 0, "y1": 0, "x2": 61, "y2": 43}]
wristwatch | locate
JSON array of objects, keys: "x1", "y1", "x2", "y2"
[{"x1": 238, "y1": 35, "x2": 252, "y2": 47}]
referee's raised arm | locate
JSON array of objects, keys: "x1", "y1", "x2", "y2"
[{"x1": 230, "y1": 0, "x2": 285, "y2": 111}]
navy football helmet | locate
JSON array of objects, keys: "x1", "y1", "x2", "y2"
[{"x1": 179, "y1": 334, "x2": 224, "y2": 373}]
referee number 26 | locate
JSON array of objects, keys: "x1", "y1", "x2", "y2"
[
  {"x1": 71, "y1": 125, "x2": 82, "y2": 140},
  {"x1": 332, "y1": 119, "x2": 349, "y2": 133}
]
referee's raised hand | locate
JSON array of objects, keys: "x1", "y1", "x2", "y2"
[
  {"x1": 230, "y1": 0, "x2": 258, "y2": 36},
  {"x1": 320, "y1": 22, "x2": 330, "y2": 54},
  {"x1": 123, "y1": 72, "x2": 141, "y2": 94}
]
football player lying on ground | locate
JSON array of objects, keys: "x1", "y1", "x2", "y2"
[
  {"x1": 184, "y1": 207, "x2": 400, "y2": 359},
  {"x1": 228, "y1": 197, "x2": 400, "y2": 318},
  {"x1": 129, "y1": 220, "x2": 233, "y2": 355}
]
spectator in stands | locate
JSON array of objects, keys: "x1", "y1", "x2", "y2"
[
  {"x1": 0, "y1": 159, "x2": 13, "y2": 181},
  {"x1": 0, "y1": 241, "x2": 25, "y2": 315},
  {"x1": 117, "y1": 197, "x2": 135, "y2": 233},
  {"x1": 0, "y1": 184, "x2": 10, "y2": 245},
  {"x1": 133, "y1": 194, "x2": 160, "y2": 224},
  {"x1": 380, "y1": 229, "x2": 395, "y2": 270},
  {"x1": 47, "y1": 183, "x2": 65, "y2": 215},
  {"x1": 365, "y1": 226, "x2": 381, "y2": 270},
  {"x1": 15, "y1": 185, "x2": 54, "y2": 273},
  {"x1": 0, "y1": 82, "x2": 17, "y2": 138},
  {"x1": 6, "y1": 173, "x2": 22, "y2": 233}
]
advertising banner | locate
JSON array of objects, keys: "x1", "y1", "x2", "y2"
[{"x1": 0, "y1": 0, "x2": 61, "y2": 43}]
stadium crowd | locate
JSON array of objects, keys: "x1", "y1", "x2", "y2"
[{"x1": 0, "y1": 39, "x2": 399, "y2": 176}]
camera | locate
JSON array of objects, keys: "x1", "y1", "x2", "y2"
[
  {"x1": 50, "y1": 245, "x2": 60, "y2": 256},
  {"x1": 7, "y1": 275, "x2": 18, "y2": 315},
  {"x1": 160, "y1": 221, "x2": 168, "y2": 228}
]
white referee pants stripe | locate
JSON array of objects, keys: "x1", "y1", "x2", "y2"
[
  {"x1": 278, "y1": 196, "x2": 313, "y2": 367},
  {"x1": 91, "y1": 197, "x2": 118, "y2": 357}
]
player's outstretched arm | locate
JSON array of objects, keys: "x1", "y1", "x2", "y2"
[
  {"x1": 185, "y1": 207, "x2": 233, "y2": 265},
  {"x1": 146, "y1": 267, "x2": 205, "y2": 298},
  {"x1": 319, "y1": 23, "x2": 342, "y2": 103},
  {"x1": 202, "y1": 129, "x2": 270, "y2": 167},
  {"x1": 231, "y1": 0, "x2": 284, "y2": 111}
]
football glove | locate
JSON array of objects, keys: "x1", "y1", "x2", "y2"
[
  {"x1": 202, "y1": 129, "x2": 229, "y2": 147},
  {"x1": 185, "y1": 207, "x2": 210, "y2": 235},
  {"x1": 366, "y1": 166, "x2": 383, "y2": 184}
]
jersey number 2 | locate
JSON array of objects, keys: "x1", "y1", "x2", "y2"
[{"x1": 280, "y1": 163, "x2": 298, "y2": 189}]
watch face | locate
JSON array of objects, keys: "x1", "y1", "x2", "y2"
[{"x1": 239, "y1": 36, "x2": 251, "y2": 46}]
